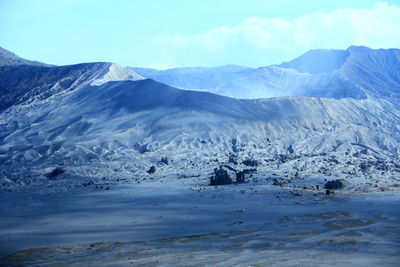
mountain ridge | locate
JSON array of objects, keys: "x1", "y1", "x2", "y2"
[
  {"x1": 0, "y1": 61, "x2": 143, "y2": 112},
  {"x1": 132, "y1": 46, "x2": 400, "y2": 100},
  {"x1": 0, "y1": 46, "x2": 51, "y2": 67},
  {"x1": 1, "y1": 78, "x2": 400, "y2": 190},
  {"x1": 1, "y1": 46, "x2": 400, "y2": 192}
]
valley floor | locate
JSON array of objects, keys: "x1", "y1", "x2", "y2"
[{"x1": 0, "y1": 179, "x2": 399, "y2": 266}]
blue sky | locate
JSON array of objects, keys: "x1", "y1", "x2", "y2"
[{"x1": 1, "y1": 0, "x2": 400, "y2": 68}]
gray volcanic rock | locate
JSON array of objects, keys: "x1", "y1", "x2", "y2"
[{"x1": 1, "y1": 47, "x2": 400, "y2": 192}]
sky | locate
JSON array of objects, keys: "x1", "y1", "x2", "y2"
[{"x1": 1, "y1": 0, "x2": 400, "y2": 68}]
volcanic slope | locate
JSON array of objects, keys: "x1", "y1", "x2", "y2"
[{"x1": 1, "y1": 76, "x2": 399, "y2": 190}]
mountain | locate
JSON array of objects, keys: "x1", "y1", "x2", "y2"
[
  {"x1": 1, "y1": 46, "x2": 400, "y2": 267},
  {"x1": 132, "y1": 65, "x2": 252, "y2": 90},
  {"x1": 1, "y1": 78, "x2": 400, "y2": 190},
  {"x1": 133, "y1": 46, "x2": 400, "y2": 99},
  {"x1": 0, "y1": 46, "x2": 51, "y2": 67},
  {"x1": 0, "y1": 62, "x2": 143, "y2": 112},
  {"x1": 1, "y1": 46, "x2": 400, "y2": 192},
  {"x1": 278, "y1": 48, "x2": 350, "y2": 74}
]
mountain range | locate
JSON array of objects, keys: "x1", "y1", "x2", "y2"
[
  {"x1": 0, "y1": 46, "x2": 399, "y2": 191},
  {"x1": 132, "y1": 46, "x2": 400, "y2": 99}
]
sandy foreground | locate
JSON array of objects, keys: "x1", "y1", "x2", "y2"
[{"x1": 0, "y1": 180, "x2": 399, "y2": 266}]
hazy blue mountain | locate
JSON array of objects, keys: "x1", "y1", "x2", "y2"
[
  {"x1": 132, "y1": 65, "x2": 252, "y2": 90},
  {"x1": 278, "y1": 48, "x2": 350, "y2": 74},
  {"x1": 132, "y1": 46, "x2": 400, "y2": 100}
]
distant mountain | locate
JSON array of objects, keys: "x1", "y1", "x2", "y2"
[
  {"x1": 132, "y1": 46, "x2": 400, "y2": 100},
  {"x1": 278, "y1": 48, "x2": 350, "y2": 74},
  {"x1": 0, "y1": 46, "x2": 51, "y2": 67},
  {"x1": 132, "y1": 65, "x2": 252, "y2": 90}
]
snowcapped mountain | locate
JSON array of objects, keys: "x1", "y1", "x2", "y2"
[
  {"x1": 133, "y1": 46, "x2": 400, "y2": 99},
  {"x1": 0, "y1": 46, "x2": 400, "y2": 191}
]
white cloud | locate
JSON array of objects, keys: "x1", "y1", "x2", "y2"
[{"x1": 150, "y1": 2, "x2": 400, "y2": 67}]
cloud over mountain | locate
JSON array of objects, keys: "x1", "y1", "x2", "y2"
[{"x1": 151, "y1": 2, "x2": 400, "y2": 67}]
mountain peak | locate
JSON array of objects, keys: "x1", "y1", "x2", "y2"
[
  {"x1": 0, "y1": 46, "x2": 51, "y2": 67},
  {"x1": 91, "y1": 63, "x2": 144, "y2": 86},
  {"x1": 278, "y1": 48, "x2": 350, "y2": 74},
  {"x1": 347, "y1": 45, "x2": 372, "y2": 52}
]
